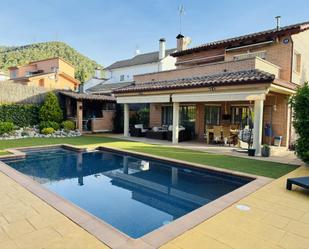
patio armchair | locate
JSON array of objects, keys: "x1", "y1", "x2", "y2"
[
  {"x1": 286, "y1": 177, "x2": 309, "y2": 190},
  {"x1": 222, "y1": 125, "x2": 233, "y2": 146},
  {"x1": 130, "y1": 124, "x2": 148, "y2": 137},
  {"x1": 213, "y1": 126, "x2": 223, "y2": 144}
]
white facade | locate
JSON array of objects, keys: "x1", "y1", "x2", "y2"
[
  {"x1": 103, "y1": 56, "x2": 176, "y2": 85},
  {"x1": 83, "y1": 39, "x2": 177, "y2": 92}
]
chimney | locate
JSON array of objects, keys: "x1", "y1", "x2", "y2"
[
  {"x1": 159, "y1": 38, "x2": 166, "y2": 60},
  {"x1": 135, "y1": 48, "x2": 140, "y2": 56},
  {"x1": 176, "y1": 34, "x2": 191, "y2": 51},
  {"x1": 275, "y1": 16, "x2": 281, "y2": 30}
]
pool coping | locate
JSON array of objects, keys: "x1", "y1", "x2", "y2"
[{"x1": 0, "y1": 144, "x2": 272, "y2": 249}]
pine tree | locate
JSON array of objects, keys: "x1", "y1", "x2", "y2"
[{"x1": 39, "y1": 92, "x2": 63, "y2": 123}]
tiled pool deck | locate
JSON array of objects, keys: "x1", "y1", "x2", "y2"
[
  {"x1": 0, "y1": 147, "x2": 308, "y2": 249},
  {"x1": 161, "y1": 165, "x2": 309, "y2": 249}
]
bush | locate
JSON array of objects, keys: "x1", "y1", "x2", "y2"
[
  {"x1": 0, "y1": 121, "x2": 14, "y2": 135},
  {"x1": 290, "y1": 82, "x2": 309, "y2": 163},
  {"x1": 41, "y1": 127, "x2": 55, "y2": 135},
  {"x1": 0, "y1": 104, "x2": 39, "y2": 127},
  {"x1": 61, "y1": 120, "x2": 75, "y2": 131},
  {"x1": 39, "y1": 121, "x2": 60, "y2": 131},
  {"x1": 39, "y1": 92, "x2": 63, "y2": 123}
]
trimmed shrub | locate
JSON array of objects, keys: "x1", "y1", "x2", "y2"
[
  {"x1": 0, "y1": 121, "x2": 14, "y2": 135},
  {"x1": 41, "y1": 127, "x2": 55, "y2": 135},
  {"x1": 0, "y1": 104, "x2": 39, "y2": 127},
  {"x1": 61, "y1": 120, "x2": 75, "y2": 131},
  {"x1": 39, "y1": 121, "x2": 60, "y2": 131},
  {"x1": 39, "y1": 92, "x2": 63, "y2": 123},
  {"x1": 290, "y1": 82, "x2": 309, "y2": 163}
]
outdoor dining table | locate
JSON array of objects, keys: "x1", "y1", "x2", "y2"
[{"x1": 205, "y1": 128, "x2": 239, "y2": 144}]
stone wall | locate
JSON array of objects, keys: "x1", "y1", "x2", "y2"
[{"x1": 0, "y1": 81, "x2": 49, "y2": 104}]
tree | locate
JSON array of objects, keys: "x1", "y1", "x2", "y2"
[
  {"x1": 39, "y1": 92, "x2": 63, "y2": 123},
  {"x1": 75, "y1": 69, "x2": 88, "y2": 83},
  {"x1": 290, "y1": 83, "x2": 309, "y2": 163}
]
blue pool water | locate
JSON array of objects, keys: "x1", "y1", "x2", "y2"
[{"x1": 3, "y1": 148, "x2": 252, "y2": 238}]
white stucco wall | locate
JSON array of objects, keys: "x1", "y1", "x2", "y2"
[
  {"x1": 291, "y1": 30, "x2": 309, "y2": 85},
  {"x1": 103, "y1": 55, "x2": 176, "y2": 84}
]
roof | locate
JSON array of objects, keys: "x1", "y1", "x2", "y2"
[
  {"x1": 172, "y1": 21, "x2": 309, "y2": 56},
  {"x1": 106, "y1": 48, "x2": 176, "y2": 70},
  {"x1": 8, "y1": 57, "x2": 74, "y2": 70},
  {"x1": 59, "y1": 91, "x2": 116, "y2": 102},
  {"x1": 87, "y1": 81, "x2": 134, "y2": 93},
  {"x1": 113, "y1": 69, "x2": 276, "y2": 94}
]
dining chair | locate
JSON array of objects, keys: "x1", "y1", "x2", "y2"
[
  {"x1": 222, "y1": 125, "x2": 232, "y2": 146},
  {"x1": 213, "y1": 125, "x2": 222, "y2": 144}
]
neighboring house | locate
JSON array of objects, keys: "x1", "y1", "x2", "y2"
[
  {"x1": 84, "y1": 39, "x2": 176, "y2": 93},
  {"x1": 8, "y1": 57, "x2": 79, "y2": 90},
  {"x1": 113, "y1": 20, "x2": 309, "y2": 155},
  {"x1": 0, "y1": 71, "x2": 9, "y2": 81}
]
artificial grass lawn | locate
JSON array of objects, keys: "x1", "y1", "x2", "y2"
[
  {"x1": 0, "y1": 150, "x2": 9, "y2": 156},
  {"x1": 0, "y1": 136, "x2": 299, "y2": 178}
]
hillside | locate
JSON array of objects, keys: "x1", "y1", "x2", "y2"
[{"x1": 0, "y1": 42, "x2": 102, "y2": 82}]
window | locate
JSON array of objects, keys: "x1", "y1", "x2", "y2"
[
  {"x1": 39, "y1": 79, "x2": 44, "y2": 87},
  {"x1": 120, "y1": 75, "x2": 125, "y2": 81},
  {"x1": 10, "y1": 70, "x2": 17, "y2": 79},
  {"x1": 293, "y1": 51, "x2": 301, "y2": 73},
  {"x1": 162, "y1": 106, "x2": 173, "y2": 125},
  {"x1": 180, "y1": 105, "x2": 196, "y2": 131},
  {"x1": 231, "y1": 106, "x2": 254, "y2": 129},
  {"x1": 205, "y1": 106, "x2": 221, "y2": 125},
  {"x1": 161, "y1": 105, "x2": 196, "y2": 130}
]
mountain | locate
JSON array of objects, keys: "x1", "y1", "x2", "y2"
[{"x1": 0, "y1": 41, "x2": 102, "y2": 82}]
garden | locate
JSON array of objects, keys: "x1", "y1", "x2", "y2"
[{"x1": 0, "y1": 92, "x2": 80, "y2": 140}]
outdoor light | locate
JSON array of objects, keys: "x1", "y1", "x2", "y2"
[{"x1": 236, "y1": 204, "x2": 251, "y2": 211}]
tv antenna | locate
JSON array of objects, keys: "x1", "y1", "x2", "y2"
[{"x1": 178, "y1": 4, "x2": 185, "y2": 34}]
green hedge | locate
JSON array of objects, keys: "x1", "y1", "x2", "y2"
[
  {"x1": 0, "y1": 104, "x2": 39, "y2": 127},
  {"x1": 0, "y1": 121, "x2": 14, "y2": 135}
]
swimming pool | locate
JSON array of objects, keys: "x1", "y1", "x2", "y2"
[{"x1": 3, "y1": 147, "x2": 252, "y2": 239}]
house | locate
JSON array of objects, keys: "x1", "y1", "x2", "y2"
[
  {"x1": 0, "y1": 71, "x2": 9, "y2": 81},
  {"x1": 84, "y1": 39, "x2": 177, "y2": 93},
  {"x1": 8, "y1": 57, "x2": 79, "y2": 90},
  {"x1": 113, "y1": 20, "x2": 309, "y2": 156}
]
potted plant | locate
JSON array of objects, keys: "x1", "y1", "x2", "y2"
[{"x1": 261, "y1": 144, "x2": 271, "y2": 157}]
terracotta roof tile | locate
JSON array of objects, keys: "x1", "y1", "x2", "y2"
[
  {"x1": 172, "y1": 21, "x2": 309, "y2": 56},
  {"x1": 113, "y1": 69, "x2": 275, "y2": 94},
  {"x1": 59, "y1": 91, "x2": 116, "y2": 101}
]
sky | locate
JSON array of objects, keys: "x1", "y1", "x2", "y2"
[{"x1": 0, "y1": 0, "x2": 308, "y2": 66}]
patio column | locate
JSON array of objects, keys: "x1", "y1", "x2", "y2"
[
  {"x1": 65, "y1": 97, "x2": 72, "y2": 117},
  {"x1": 124, "y1": 103, "x2": 129, "y2": 137},
  {"x1": 253, "y1": 99, "x2": 264, "y2": 156},
  {"x1": 172, "y1": 102, "x2": 179, "y2": 144},
  {"x1": 76, "y1": 100, "x2": 83, "y2": 133}
]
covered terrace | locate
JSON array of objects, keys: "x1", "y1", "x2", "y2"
[
  {"x1": 113, "y1": 69, "x2": 296, "y2": 156},
  {"x1": 59, "y1": 91, "x2": 116, "y2": 133}
]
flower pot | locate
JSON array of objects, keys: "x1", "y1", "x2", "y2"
[
  {"x1": 261, "y1": 147, "x2": 271, "y2": 157},
  {"x1": 248, "y1": 148, "x2": 256, "y2": 156}
]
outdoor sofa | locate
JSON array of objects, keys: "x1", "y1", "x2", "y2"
[{"x1": 130, "y1": 124, "x2": 148, "y2": 137}]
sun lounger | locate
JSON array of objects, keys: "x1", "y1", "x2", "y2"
[{"x1": 286, "y1": 176, "x2": 309, "y2": 190}]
